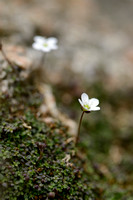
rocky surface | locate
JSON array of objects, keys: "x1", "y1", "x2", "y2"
[{"x1": 0, "y1": 0, "x2": 133, "y2": 199}]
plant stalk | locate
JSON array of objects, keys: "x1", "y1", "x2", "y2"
[{"x1": 76, "y1": 111, "x2": 85, "y2": 145}]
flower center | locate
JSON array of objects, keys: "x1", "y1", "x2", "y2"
[
  {"x1": 84, "y1": 104, "x2": 90, "y2": 109},
  {"x1": 43, "y1": 43, "x2": 48, "y2": 47}
]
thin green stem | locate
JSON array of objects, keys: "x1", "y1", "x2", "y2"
[{"x1": 76, "y1": 111, "x2": 85, "y2": 145}]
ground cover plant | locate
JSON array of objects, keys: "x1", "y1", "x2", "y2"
[{"x1": 0, "y1": 63, "x2": 99, "y2": 200}]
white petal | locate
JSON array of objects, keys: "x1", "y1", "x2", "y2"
[
  {"x1": 32, "y1": 43, "x2": 43, "y2": 50},
  {"x1": 34, "y1": 36, "x2": 46, "y2": 43},
  {"x1": 90, "y1": 106, "x2": 100, "y2": 111},
  {"x1": 41, "y1": 46, "x2": 51, "y2": 52},
  {"x1": 89, "y1": 98, "x2": 99, "y2": 107},
  {"x1": 47, "y1": 39, "x2": 58, "y2": 50},
  {"x1": 81, "y1": 93, "x2": 89, "y2": 104},
  {"x1": 48, "y1": 37, "x2": 58, "y2": 44},
  {"x1": 78, "y1": 99, "x2": 84, "y2": 107}
]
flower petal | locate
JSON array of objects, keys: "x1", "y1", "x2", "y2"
[
  {"x1": 32, "y1": 43, "x2": 43, "y2": 50},
  {"x1": 89, "y1": 106, "x2": 100, "y2": 111},
  {"x1": 34, "y1": 36, "x2": 46, "y2": 43},
  {"x1": 48, "y1": 37, "x2": 58, "y2": 44},
  {"x1": 47, "y1": 38, "x2": 58, "y2": 50},
  {"x1": 81, "y1": 93, "x2": 89, "y2": 104},
  {"x1": 78, "y1": 99, "x2": 84, "y2": 107},
  {"x1": 89, "y1": 98, "x2": 99, "y2": 107},
  {"x1": 41, "y1": 46, "x2": 51, "y2": 52}
]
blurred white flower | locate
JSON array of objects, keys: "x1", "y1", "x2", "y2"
[
  {"x1": 78, "y1": 93, "x2": 100, "y2": 112},
  {"x1": 32, "y1": 36, "x2": 58, "y2": 52}
]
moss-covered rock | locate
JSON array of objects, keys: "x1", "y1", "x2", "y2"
[{"x1": 0, "y1": 66, "x2": 98, "y2": 200}]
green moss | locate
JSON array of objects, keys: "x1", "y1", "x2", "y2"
[{"x1": 0, "y1": 70, "x2": 98, "y2": 199}]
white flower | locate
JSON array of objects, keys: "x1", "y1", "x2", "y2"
[
  {"x1": 32, "y1": 36, "x2": 58, "y2": 52},
  {"x1": 78, "y1": 93, "x2": 100, "y2": 112}
]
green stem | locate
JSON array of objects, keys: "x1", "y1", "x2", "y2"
[{"x1": 76, "y1": 111, "x2": 85, "y2": 145}]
